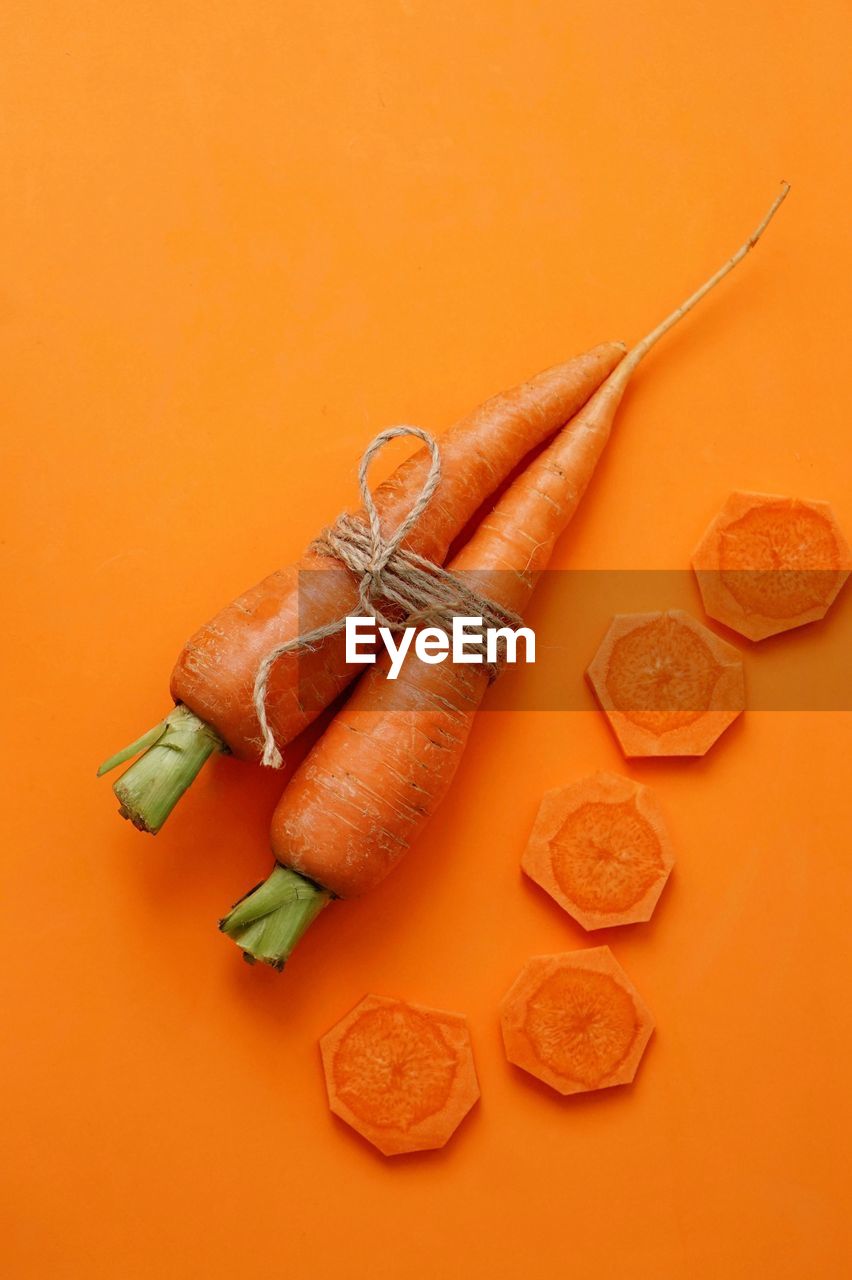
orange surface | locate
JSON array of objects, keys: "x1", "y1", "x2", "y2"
[{"x1": 2, "y1": 3, "x2": 851, "y2": 1277}]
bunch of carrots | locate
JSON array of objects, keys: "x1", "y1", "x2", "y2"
[{"x1": 100, "y1": 184, "x2": 792, "y2": 971}]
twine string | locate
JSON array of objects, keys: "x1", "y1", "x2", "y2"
[{"x1": 253, "y1": 426, "x2": 523, "y2": 768}]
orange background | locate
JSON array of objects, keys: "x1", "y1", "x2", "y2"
[{"x1": 2, "y1": 3, "x2": 851, "y2": 1277}]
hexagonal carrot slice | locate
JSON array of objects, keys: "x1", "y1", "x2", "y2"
[
  {"x1": 586, "y1": 609, "x2": 744, "y2": 757},
  {"x1": 501, "y1": 948, "x2": 653, "y2": 1096},
  {"x1": 692, "y1": 491, "x2": 851, "y2": 641},
  {"x1": 522, "y1": 772, "x2": 674, "y2": 929},
  {"x1": 319, "y1": 994, "x2": 479, "y2": 1156}
]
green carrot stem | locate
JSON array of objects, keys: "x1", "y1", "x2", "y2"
[
  {"x1": 101, "y1": 705, "x2": 224, "y2": 834},
  {"x1": 97, "y1": 721, "x2": 169, "y2": 776},
  {"x1": 219, "y1": 864, "x2": 332, "y2": 970}
]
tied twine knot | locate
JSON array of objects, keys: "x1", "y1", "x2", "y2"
[{"x1": 253, "y1": 426, "x2": 523, "y2": 768}]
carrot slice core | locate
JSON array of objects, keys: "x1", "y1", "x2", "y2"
[
  {"x1": 693, "y1": 492, "x2": 851, "y2": 640},
  {"x1": 333, "y1": 1004, "x2": 457, "y2": 1130},
  {"x1": 719, "y1": 502, "x2": 840, "y2": 617},
  {"x1": 320, "y1": 995, "x2": 479, "y2": 1155},
  {"x1": 523, "y1": 967, "x2": 639, "y2": 1087},
  {"x1": 501, "y1": 948, "x2": 654, "y2": 1096},
  {"x1": 551, "y1": 800, "x2": 664, "y2": 914},
  {"x1": 522, "y1": 773, "x2": 675, "y2": 928},
  {"x1": 605, "y1": 614, "x2": 722, "y2": 734},
  {"x1": 586, "y1": 610, "x2": 745, "y2": 757}
]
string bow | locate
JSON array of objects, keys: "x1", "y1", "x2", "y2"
[{"x1": 253, "y1": 426, "x2": 522, "y2": 768}]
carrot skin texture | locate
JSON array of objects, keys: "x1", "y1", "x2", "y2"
[
  {"x1": 272, "y1": 369, "x2": 633, "y2": 897},
  {"x1": 170, "y1": 343, "x2": 625, "y2": 760}
]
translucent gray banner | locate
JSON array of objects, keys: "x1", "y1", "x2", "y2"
[{"x1": 295, "y1": 568, "x2": 851, "y2": 712}]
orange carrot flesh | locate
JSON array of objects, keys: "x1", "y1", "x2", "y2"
[
  {"x1": 319, "y1": 995, "x2": 479, "y2": 1156},
  {"x1": 586, "y1": 609, "x2": 745, "y2": 757},
  {"x1": 500, "y1": 947, "x2": 654, "y2": 1096},
  {"x1": 692, "y1": 491, "x2": 851, "y2": 640},
  {"x1": 100, "y1": 342, "x2": 624, "y2": 833},
  {"x1": 521, "y1": 772, "x2": 675, "y2": 929},
  {"x1": 221, "y1": 185, "x2": 789, "y2": 964}
]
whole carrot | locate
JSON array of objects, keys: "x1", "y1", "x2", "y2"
[
  {"x1": 98, "y1": 343, "x2": 624, "y2": 832},
  {"x1": 221, "y1": 184, "x2": 790, "y2": 968}
]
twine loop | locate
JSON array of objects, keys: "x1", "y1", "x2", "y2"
[{"x1": 253, "y1": 426, "x2": 523, "y2": 768}]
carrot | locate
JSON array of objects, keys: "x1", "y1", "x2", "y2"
[
  {"x1": 692, "y1": 491, "x2": 851, "y2": 640},
  {"x1": 319, "y1": 994, "x2": 479, "y2": 1156},
  {"x1": 98, "y1": 342, "x2": 625, "y2": 832},
  {"x1": 586, "y1": 609, "x2": 745, "y2": 757},
  {"x1": 500, "y1": 947, "x2": 654, "y2": 1096},
  {"x1": 221, "y1": 186, "x2": 788, "y2": 968},
  {"x1": 522, "y1": 772, "x2": 674, "y2": 929}
]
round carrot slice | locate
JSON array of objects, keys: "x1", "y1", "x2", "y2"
[
  {"x1": 692, "y1": 491, "x2": 851, "y2": 640},
  {"x1": 500, "y1": 948, "x2": 654, "y2": 1095},
  {"x1": 522, "y1": 772, "x2": 674, "y2": 929},
  {"x1": 319, "y1": 995, "x2": 479, "y2": 1156},
  {"x1": 586, "y1": 610, "x2": 745, "y2": 757}
]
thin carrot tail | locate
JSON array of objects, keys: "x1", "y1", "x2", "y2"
[{"x1": 617, "y1": 181, "x2": 790, "y2": 382}]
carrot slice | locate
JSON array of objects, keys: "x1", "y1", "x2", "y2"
[
  {"x1": 692, "y1": 491, "x2": 851, "y2": 641},
  {"x1": 500, "y1": 947, "x2": 653, "y2": 1095},
  {"x1": 319, "y1": 995, "x2": 479, "y2": 1156},
  {"x1": 522, "y1": 772, "x2": 674, "y2": 929},
  {"x1": 586, "y1": 609, "x2": 745, "y2": 757}
]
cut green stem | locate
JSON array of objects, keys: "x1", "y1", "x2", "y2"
[
  {"x1": 219, "y1": 864, "x2": 332, "y2": 970},
  {"x1": 99, "y1": 705, "x2": 224, "y2": 834},
  {"x1": 97, "y1": 721, "x2": 170, "y2": 776}
]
